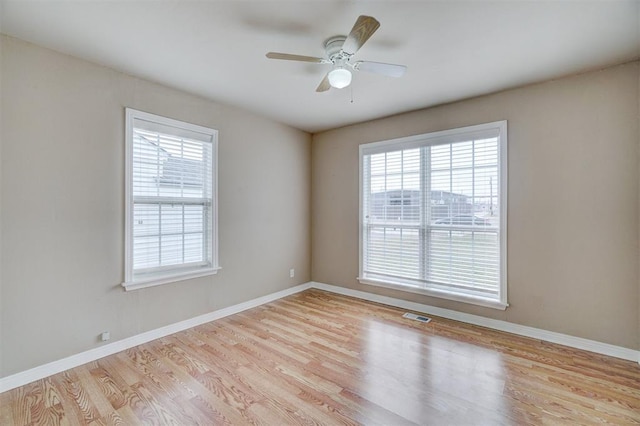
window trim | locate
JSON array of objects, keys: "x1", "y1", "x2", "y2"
[
  {"x1": 358, "y1": 121, "x2": 508, "y2": 310},
  {"x1": 122, "y1": 108, "x2": 220, "y2": 291}
]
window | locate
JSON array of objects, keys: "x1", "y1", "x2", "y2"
[
  {"x1": 123, "y1": 108, "x2": 219, "y2": 291},
  {"x1": 359, "y1": 121, "x2": 507, "y2": 309}
]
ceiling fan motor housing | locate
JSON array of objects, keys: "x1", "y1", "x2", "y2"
[{"x1": 324, "y1": 36, "x2": 349, "y2": 62}]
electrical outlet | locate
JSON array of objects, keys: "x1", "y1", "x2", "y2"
[
  {"x1": 289, "y1": 268, "x2": 295, "y2": 278},
  {"x1": 100, "y1": 331, "x2": 110, "y2": 342}
]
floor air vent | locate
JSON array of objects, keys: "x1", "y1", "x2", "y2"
[{"x1": 403, "y1": 312, "x2": 432, "y2": 323}]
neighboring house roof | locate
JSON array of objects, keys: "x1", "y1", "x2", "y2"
[
  {"x1": 159, "y1": 156, "x2": 203, "y2": 187},
  {"x1": 372, "y1": 189, "x2": 467, "y2": 199}
]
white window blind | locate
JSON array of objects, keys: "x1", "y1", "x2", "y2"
[
  {"x1": 359, "y1": 121, "x2": 507, "y2": 309},
  {"x1": 123, "y1": 109, "x2": 219, "y2": 290}
]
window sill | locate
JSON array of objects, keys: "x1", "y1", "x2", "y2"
[
  {"x1": 122, "y1": 267, "x2": 221, "y2": 291},
  {"x1": 357, "y1": 277, "x2": 508, "y2": 310}
]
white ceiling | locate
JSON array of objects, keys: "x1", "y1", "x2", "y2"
[{"x1": 1, "y1": 1, "x2": 639, "y2": 133}]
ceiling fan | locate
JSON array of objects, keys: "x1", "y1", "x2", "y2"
[{"x1": 266, "y1": 15, "x2": 407, "y2": 92}]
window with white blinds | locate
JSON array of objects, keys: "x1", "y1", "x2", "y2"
[
  {"x1": 123, "y1": 108, "x2": 219, "y2": 290},
  {"x1": 359, "y1": 121, "x2": 507, "y2": 309}
]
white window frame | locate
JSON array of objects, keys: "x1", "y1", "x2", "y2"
[
  {"x1": 358, "y1": 121, "x2": 508, "y2": 310},
  {"x1": 122, "y1": 108, "x2": 220, "y2": 291}
]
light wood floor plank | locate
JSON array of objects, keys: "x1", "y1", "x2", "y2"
[{"x1": 1, "y1": 289, "x2": 639, "y2": 425}]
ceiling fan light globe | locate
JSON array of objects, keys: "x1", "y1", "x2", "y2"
[{"x1": 328, "y1": 68, "x2": 352, "y2": 89}]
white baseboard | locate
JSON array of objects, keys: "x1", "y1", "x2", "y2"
[
  {"x1": 2, "y1": 280, "x2": 638, "y2": 393},
  {"x1": 0, "y1": 282, "x2": 312, "y2": 393},
  {"x1": 310, "y1": 281, "x2": 640, "y2": 364}
]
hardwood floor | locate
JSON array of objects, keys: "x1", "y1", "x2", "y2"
[{"x1": 1, "y1": 289, "x2": 639, "y2": 425}]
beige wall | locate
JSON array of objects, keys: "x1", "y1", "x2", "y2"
[
  {"x1": 0, "y1": 36, "x2": 311, "y2": 377},
  {"x1": 312, "y1": 62, "x2": 640, "y2": 350}
]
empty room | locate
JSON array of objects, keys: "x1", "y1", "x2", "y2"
[{"x1": 1, "y1": 1, "x2": 639, "y2": 424}]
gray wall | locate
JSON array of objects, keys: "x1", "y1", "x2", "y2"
[
  {"x1": 0, "y1": 36, "x2": 311, "y2": 377},
  {"x1": 312, "y1": 62, "x2": 640, "y2": 350}
]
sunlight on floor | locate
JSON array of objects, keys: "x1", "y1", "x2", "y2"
[{"x1": 362, "y1": 318, "x2": 508, "y2": 423}]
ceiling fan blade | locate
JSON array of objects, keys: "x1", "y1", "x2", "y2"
[
  {"x1": 266, "y1": 52, "x2": 330, "y2": 64},
  {"x1": 341, "y1": 15, "x2": 380, "y2": 55},
  {"x1": 355, "y1": 61, "x2": 407, "y2": 77},
  {"x1": 316, "y1": 73, "x2": 331, "y2": 92}
]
